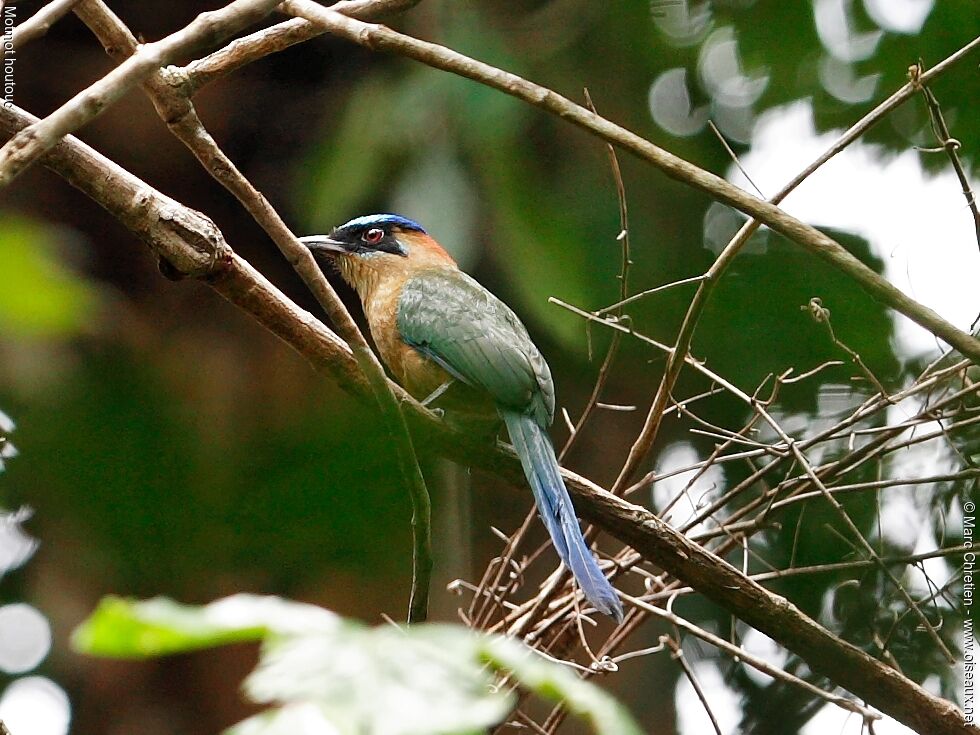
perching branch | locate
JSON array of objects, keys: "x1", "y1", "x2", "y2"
[{"x1": 1, "y1": 101, "x2": 972, "y2": 735}]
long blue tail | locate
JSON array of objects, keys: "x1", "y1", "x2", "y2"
[{"x1": 501, "y1": 410, "x2": 624, "y2": 622}]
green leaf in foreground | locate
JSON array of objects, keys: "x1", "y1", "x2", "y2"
[
  {"x1": 237, "y1": 625, "x2": 512, "y2": 735},
  {"x1": 74, "y1": 595, "x2": 641, "y2": 735},
  {"x1": 71, "y1": 594, "x2": 340, "y2": 658}
]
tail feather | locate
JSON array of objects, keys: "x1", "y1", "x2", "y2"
[{"x1": 501, "y1": 410, "x2": 624, "y2": 622}]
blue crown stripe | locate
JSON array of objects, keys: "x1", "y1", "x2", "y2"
[{"x1": 339, "y1": 214, "x2": 426, "y2": 233}]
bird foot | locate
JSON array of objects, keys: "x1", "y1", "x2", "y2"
[{"x1": 421, "y1": 380, "x2": 454, "y2": 407}]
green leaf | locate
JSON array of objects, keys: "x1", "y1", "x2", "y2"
[
  {"x1": 71, "y1": 594, "x2": 339, "y2": 658},
  {"x1": 225, "y1": 704, "x2": 343, "y2": 735},
  {"x1": 74, "y1": 596, "x2": 642, "y2": 735},
  {"x1": 243, "y1": 624, "x2": 511, "y2": 735},
  {"x1": 0, "y1": 213, "x2": 101, "y2": 337}
]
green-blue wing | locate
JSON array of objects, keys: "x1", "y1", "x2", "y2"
[{"x1": 396, "y1": 270, "x2": 555, "y2": 426}]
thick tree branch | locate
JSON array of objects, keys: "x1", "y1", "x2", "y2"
[
  {"x1": 74, "y1": 0, "x2": 422, "y2": 95},
  {"x1": 74, "y1": 0, "x2": 433, "y2": 625},
  {"x1": 182, "y1": 0, "x2": 422, "y2": 91},
  {"x1": 1, "y1": 103, "x2": 970, "y2": 735},
  {"x1": 8, "y1": 0, "x2": 83, "y2": 51}
]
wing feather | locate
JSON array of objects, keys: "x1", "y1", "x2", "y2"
[{"x1": 397, "y1": 270, "x2": 554, "y2": 423}]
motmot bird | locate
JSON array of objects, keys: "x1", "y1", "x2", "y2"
[{"x1": 301, "y1": 214, "x2": 623, "y2": 621}]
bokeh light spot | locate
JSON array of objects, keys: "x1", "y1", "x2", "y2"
[
  {"x1": 814, "y1": 0, "x2": 883, "y2": 62},
  {"x1": 697, "y1": 27, "x2": 768, "y2": 109},
  {"x1": 0, "y1": 604, "x2": 52, "y2": 673},
  {"x1": 649, "y1": 68, "x2": 709, "y2": 137},
  {"x1": 0, "y1": 509, "x2": 38, "y2": 578},
  {"x1": 0, "y1": 677, "x2": 71, "y2": 735},
  {"x1": 863, "y1": 0, "x2": 933, "y2": 34}
]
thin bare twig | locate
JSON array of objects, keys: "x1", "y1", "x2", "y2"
[
  {"x1": 8, "y1": 0, "x2": 83, "y2": 51},
  {"x1": 662, "y1": 634, "x2": 723, "y2": 735},
  {"x1": 803, "y1": 297, "x2": 890, "y2": 399},
  {"x1": 707, "y1": 119, "x2": 765, "y2": 199},
  {"x1": 594, "y1": 275, "x2": 705, "y2": 316},
  {"x1": 910, "y1": 61, "x2": 980, "y2": 250},
  {"x1": 763, "y1": 411, "x2": 953, "y2": 662},
  {"x1": 559, "y1": 88, "x2": 633, "y2": 461},
  {"x1": 625, "y1": 594, "x2": 880, "y2": 722}
]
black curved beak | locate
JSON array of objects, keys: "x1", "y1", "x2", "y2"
[{"x1": 299, "y1": 235, "x2": 347, "y2": 254}]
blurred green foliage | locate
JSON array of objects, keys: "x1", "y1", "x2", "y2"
[
  {"x1": 74, "y1": 594, "x2": 643, "y2": 735},
  {"x1": 0, "y1": 214, "x2": 100, "y2": 338},
  {"x1": 3, "y1": 346, "x2": 412, "y2": 596},
  {"x1": 733, "y1": 0, "x2": 980, "y2": 164}
]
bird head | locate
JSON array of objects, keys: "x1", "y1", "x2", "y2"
[
  {"x1": 301, "y1": 214, "x2": 456, "y2": 295},
  {"x1": 300, "y1": 214, "x2": 425, "y2": 258}
]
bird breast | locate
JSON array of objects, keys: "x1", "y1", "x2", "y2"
[{"x1": 357, "y1": 273, "x2": 453, "y2": 400}]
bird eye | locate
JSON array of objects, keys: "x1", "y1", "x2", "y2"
[{"x1": 363, "y1": 228, "x2": 384, "y2": 244}]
